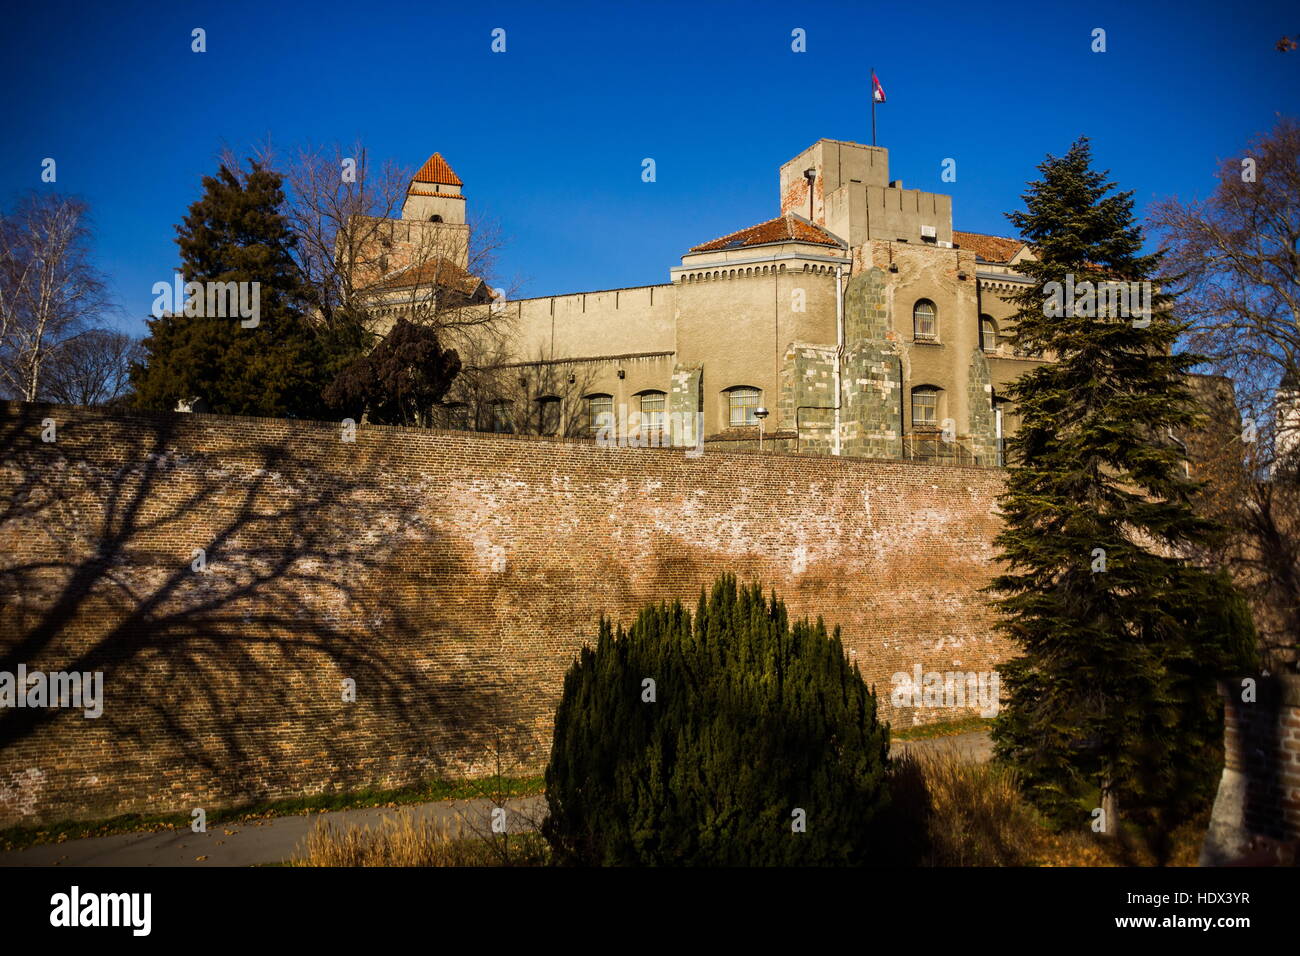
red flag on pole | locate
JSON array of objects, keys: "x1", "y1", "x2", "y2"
[{"x1": 872, "y1": 71, "x2": 887, "y2": 103}]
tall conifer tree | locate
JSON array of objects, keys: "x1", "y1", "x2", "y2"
[
  {"x1": 989, "y1": 139, "x2": 1252, "y2": 834},
  {"x1": 132, "y1": 162, "x2": 325, "y2": 417}
]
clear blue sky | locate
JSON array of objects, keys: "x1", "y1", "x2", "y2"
[{"x1": 2, "y1": 0, "x2": 1295, "y2": 335}]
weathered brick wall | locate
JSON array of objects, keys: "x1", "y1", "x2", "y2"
[
  {"x1": 1201, "y1": 676, "x2": 1300, "y2": 863},
  {"x1": 0, "y1": 402, "x2": 1010, "y2": 827}
]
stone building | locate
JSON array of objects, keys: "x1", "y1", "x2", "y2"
[{"x1": 373, "y1": 140, "x2": 1047, "y2": 463}]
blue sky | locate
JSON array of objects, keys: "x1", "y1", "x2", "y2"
[{"x1": 1, "y1": 0, "x2": 1295, "y2": 335}]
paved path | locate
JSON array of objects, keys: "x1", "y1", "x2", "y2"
[
  {"x1": 1, "y1": 732, "x2": 990, "y2": 868},
  {"x1": 0, "y1": 795, "x2": 546, "y2": 868},
  {"x1": 893, "y1": 730, "x2": 993, "y2": 763}
]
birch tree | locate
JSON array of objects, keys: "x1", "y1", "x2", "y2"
[{"x1": 0, "y1": 194, "x2": 110, "y2": 400}]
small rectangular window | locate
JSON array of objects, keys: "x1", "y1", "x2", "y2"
[
  {"x1": 640, "y1": 392, "x2": 666, "y2": 438},
  {"x1": 586, "y1": 395, "x2": 613, "y2": 433},
  {"x1": 637, "y1": 392, "x2": 660, "y2": 426},
  {"x1": 728, "y1": 388, "x2": 760, "y2": 427},
  {"x1": 912, "y1": 389, "x2": 938, "y2": 428}
]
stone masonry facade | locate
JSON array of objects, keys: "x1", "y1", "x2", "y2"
[{"x1": 368, "y1": 140, "x2": 1044, "y2": 463}]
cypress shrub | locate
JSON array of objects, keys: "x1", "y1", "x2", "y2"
[{"x1": 542, "y1": 574, "x2": 890, "y2": 866}]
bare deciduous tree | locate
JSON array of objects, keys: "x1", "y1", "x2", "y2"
[
  {"x1": 439, "y1": 337, "x2": 603, "y2": 437},
  {"x1": 0, "y1": 194, "x2": 112, "y2": 401},
  {"x1": 278, "y1": 141, "x2": 409, "y2": 333},
  {"x1": 40, "y1": 328, "x2": 142, "y2": 407},
  {"x1": 1151, "y1": 115, "x2": 1300, "y2": 671},
  {"x1": 279, "y1": 141, "x2": 521, "y2": 353},
  {"x1": 1150, "y1": 114, "x2": 1299, "y2": 469}
]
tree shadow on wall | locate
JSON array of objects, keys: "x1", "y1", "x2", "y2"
[{"x1": 0, "y1": 402, "x2": 538, "y2": 820}]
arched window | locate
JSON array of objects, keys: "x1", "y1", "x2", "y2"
[
  {"x1": 429, "y1": 214, "x2": 444, "y2": 223},
  {"x1": 536, "y1": 396, "x2": 561, "y2": 436},
  {"x1": 980, "y1": 315, "x2": 998, "y2": 352},
  {"x1": 638, "y1": 390, "x2": 666, "y2": 435},
  {"x1": 913, "y1": 299, "x2": 937, "y2": 340},
  {"x1": 585, "y1": 394, "x2": 613, "y2": 434},
  {"x1": 726, "y1": 386, "x2": 762, "y2": 427},
  {"x1": 911, "y1": 386, "x2": 940, "y2": 428}
]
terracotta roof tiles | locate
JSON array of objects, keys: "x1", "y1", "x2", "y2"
[
  {"x1": 951, "y1": 230, "x2": 1025, "y2": 263},
  {"x1": 691, "y1": 213, "x2": 842, "y2": 252},
  {"x1": 411, "y1": 153, "x2": 463, "y2": 187},
  {"x1": 370, "y1": 257, "x2": 483, "y2": 297}
]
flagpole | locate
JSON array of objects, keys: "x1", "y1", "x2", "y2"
[{"x1": 871, "y1": 67, "x2": 876, "y2": 146}]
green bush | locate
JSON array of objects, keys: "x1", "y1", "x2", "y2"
[{"x1": 542, "y1": 574, "x2": 891, "y2": 865}]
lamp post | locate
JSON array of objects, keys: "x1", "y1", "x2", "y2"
[{"x1": 754, "y1": 406, "x2": 769, "y2": 452}]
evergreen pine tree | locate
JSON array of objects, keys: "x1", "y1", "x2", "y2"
[
  {"x1": 543, "y1": 574, "x2": 891, "y2": 865},
  {"x1": 988, "y1": 139, "x2": 1254, "y2": 835},
  {"x1": 131, "y1": 161, "x2": 327, "y2": 417}
]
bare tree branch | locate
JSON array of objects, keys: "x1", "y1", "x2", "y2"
[{"x1": 0, "y1": 194, "x2": 112, "y2": 401}]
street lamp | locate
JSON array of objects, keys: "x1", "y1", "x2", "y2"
[{"x1": 754, "y1": 406, "x2": 769, "y2": 451}]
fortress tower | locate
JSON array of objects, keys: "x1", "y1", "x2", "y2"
[
  {"x1": 352, "y1": 152, "x2": 474, "y2": 296},
  {"x1": 778, "y1": 140, "x2": 953, "y2": 248},
  {"x1": 401, "y1": 152, "x2": 467, "y2": 226}
]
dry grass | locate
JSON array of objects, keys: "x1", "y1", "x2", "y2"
[
  {"x1": 1033, "y1": 819, "x2": 1206, "y2": 867},
  {"x1": 888, "y1": 749, "x2": 1208, "y2": 867},
  {"x1": 291, "y1": 757, "x2": 1209, "y2": 867},
  {"x1": 290, "y1": 812, "x2": 549, "y2": 867},
  {"x1": 890, "y1": 749, "x2": 1041, "y2": 866}
]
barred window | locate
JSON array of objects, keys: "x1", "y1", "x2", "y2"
[
  {"x1": 912, "y1": 386, "x2": 939, "y2": 428},
  {"x1": 639, "y1": 391, "x2": 666, "y2": 432},
  {"x1": 585, "y1": 394, "x2": 613, "y2": 433},
  {"x1": 913, "y1": 299, "x2": 937, "y2": 340},
  {"x1": 727, "y1": 387, "x2": 761, "y2": 426}
]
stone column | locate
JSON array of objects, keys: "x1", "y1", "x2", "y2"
[{"x1": 840, "y1": 268, "x2": 902, "y2": 459}]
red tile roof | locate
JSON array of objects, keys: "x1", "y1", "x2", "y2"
[
  {"x1": 411, "y1": 153, "x2": 463, "y2": 187},
  {"x1": 691, "y1": 214, "x2": 843, "y2": 252},
  {"x1": 952, "y1": 230, "x2": 1025, "y2": 263},
  {"x1": 370, "y1": 257, "x2": 484, "y2": 297}
]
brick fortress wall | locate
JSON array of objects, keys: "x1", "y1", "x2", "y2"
[{"x1": 0, "y1": 402, "x2": 1010, "y2": 827}]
